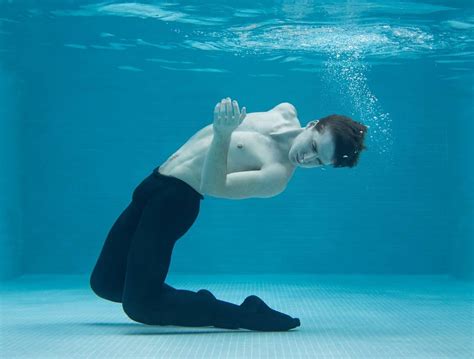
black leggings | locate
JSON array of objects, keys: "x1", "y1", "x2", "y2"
[
  {"x1": 90, "y1": 166, "x2": 243, "y2": 328},
  {"x1": 90, "y1": 166, "x2": 299, "y2": 331}
]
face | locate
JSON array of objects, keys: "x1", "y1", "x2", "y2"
[{"x1": 289, "y1": 120, "x2": 335, "y2": 168}]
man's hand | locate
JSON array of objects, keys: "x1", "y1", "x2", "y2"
[{"x1": 213, "y1": 97, "x2": 246, "y2": 138}]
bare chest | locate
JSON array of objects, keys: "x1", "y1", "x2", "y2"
[{"x1": 157, "y1": 112, "x2": 298, "y2": 193}]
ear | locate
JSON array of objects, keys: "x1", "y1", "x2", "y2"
[{"x1": 306, "y1": 120, "x2": 318, "y2": 129}]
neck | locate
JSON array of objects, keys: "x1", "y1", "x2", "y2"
[{"x1": 268, "y1": 126, "x2": 305, "y2": 153}]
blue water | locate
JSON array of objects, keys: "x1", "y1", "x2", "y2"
[
  {"x1": 0, "y1": 0, "x2": 472, "y2": 278},
  {"x1": 1, "y1": 1, "x2": 473, "y2": 358}
]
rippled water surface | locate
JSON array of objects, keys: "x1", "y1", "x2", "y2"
[{"x1": 1, "y1": 0, "x2": 473, "y2": 156}]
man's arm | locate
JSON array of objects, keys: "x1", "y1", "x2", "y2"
[
  {"x1": 200, "y1": 133, "x2": 232, "y2": 195},
  {"x1": 209, "y1": 163, "x2": 288, "y2": 199},
  {"x1": 200, "y1": 133, "x2": 288, "y2": 199},
  {"x1": 200, "y1": 97, "x2": 246, "y2": 195},
  {"x1": 200, "y1": 97, "x2": 287, "y2": 199}
]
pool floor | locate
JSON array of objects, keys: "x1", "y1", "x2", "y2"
[{"x1": 1, "y1": 274, "x2": 472, "y2": 358}]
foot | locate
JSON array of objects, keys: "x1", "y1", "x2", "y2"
[
  {"x1": 239, "y1": 295, "x2": 300, "y2": 331},
  {"x1": 197, "y1": 289, "x2": 217, "y2": 301}
]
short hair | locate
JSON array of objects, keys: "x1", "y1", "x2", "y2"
[{"x1": 314, "y1": 114, "x2": 368, "y2": 168}]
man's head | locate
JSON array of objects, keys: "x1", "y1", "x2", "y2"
[{"x1": 289, "y1": 114, "x2": 368, "y2": 168}]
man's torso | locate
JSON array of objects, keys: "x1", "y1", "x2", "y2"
[{"x1": 158, "y1": 103, "x2": 300, "y2": 196}]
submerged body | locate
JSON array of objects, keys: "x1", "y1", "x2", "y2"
[
  {"x1": 90, "y1": 98, "x2": 356, "y2": 332},
  {"x1": 91, "y1": 162, "x2": 300, "y2": 331},
  {"x1": 158, "y1": 102, "x2": 300, "y2": 198}
]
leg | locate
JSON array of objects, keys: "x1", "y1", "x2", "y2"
[
  {"x1": 121, "y1": 188, "x2": 220, "y2": 326},
  {"x1": 90, "y1": 171, "x2": 164, "y2": 303},
  {"x1": 121, "y1": 190, "x2": 300, "y2": 331},
  {"x1": 156, "y1": 286, "x2": 301, "y2": 331},
  {"x1": 90, "y1": 201, "x2": 142, "y2": 303}
]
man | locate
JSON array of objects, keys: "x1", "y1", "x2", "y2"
[{"x1": 90, "y1": 97, "x2": 368, "y2": 331}]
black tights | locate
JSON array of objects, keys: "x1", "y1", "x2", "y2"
[{"x1": 90, "y1": 166, "x2": 300, "y2": 331}]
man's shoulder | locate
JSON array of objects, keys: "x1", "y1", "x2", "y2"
[{"x1": 270, "y1": 102, "x2": 297, "y2": 119}]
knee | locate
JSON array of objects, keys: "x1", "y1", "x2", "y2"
[
  {"x1": 89, "y1": 272, "x2": 123, "y2": 303},
  {"x1": 121, "y1": 299, "x2": 165, "y2": 326},
  {"x1": 121, "y1": 301, "x2": 143, "y2": 323}
]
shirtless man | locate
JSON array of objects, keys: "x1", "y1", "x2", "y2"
[{"x1": 90, "y1": 97, "x2": 368, "y2": 332}]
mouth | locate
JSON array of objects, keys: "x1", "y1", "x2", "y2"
[{"x1": 296, "y1": 153, "x2": 302, "y2": 164}]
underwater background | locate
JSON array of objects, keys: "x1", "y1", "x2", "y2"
[
  {"x1": 1, "y1": 1, "x2": 473, "y2": 358},
  {"x1": 1, "y1": 0, "x2": 472, "y2": 280}
]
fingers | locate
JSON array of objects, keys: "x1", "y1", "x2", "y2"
[
  {"x1": 215, "y1": 97, "x2": 246, "y2": 124},
  {"x1": 224, "y1": 98, "x2": 232, "y2": 121},
  {"x1": 214, "y1": 103, "x2": 219, "y2": 122},
  {"x1": 219, "y1": 98, "x2": 226, "y2": 121},
  {"x1": 240, "y1": 106, "x2": 246, "y2": 121},
  {"x1": 232, "y1": 100, "x2": 239, "y2": 118}
]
